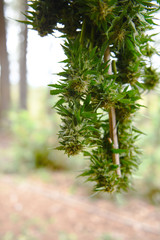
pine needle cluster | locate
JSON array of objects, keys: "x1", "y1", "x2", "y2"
[{"x1": 24, "y1": 0, "x2": 160, "y2": 193}]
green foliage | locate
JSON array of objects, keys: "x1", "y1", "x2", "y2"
[
  {"x1": 144, "y1": 66, "x2": 159, "y2": 89},
  {"x1": 133, "y1": 91, "x2": 160, "y2": 205},
  {"x1": 58, "y1": 232, "x2": 77, "y2": 240},
  {"x1": 98, "y1": 234, "x2": 118, "y2": 240},
  {"x1": 7, "y1": 110, "x2": 69, "y2": 173},
  {"x1": 24, "y1": 0, "x2": 160, "y2": 192},
  {"x1": 2, "y1": 232, "x2": 37, "y2": 240}
]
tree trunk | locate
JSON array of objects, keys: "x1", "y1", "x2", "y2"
[
  {"x1": 19, "y1": 0, "x2": 28, "y2": 109},
  {"x1": 0, "y1": 0, "x2": 10, "y2": 119}
]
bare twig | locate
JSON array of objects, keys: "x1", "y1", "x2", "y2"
[{"x1": 104, "y1": 47, "x2": 121, "y2": 177}]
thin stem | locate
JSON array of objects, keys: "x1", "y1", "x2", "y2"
[{"x1": 104, "y1": 47, "x2": 121, "y2": 178}]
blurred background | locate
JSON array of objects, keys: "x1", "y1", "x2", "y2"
[{"x1": 0, "y1": 1, "x2": 160, "y2": 240}]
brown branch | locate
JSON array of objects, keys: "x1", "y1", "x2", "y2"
[{"x1": 104, "y1": 47, "x2": 121, "y2": 178}]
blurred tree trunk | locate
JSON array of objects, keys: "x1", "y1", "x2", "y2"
[
  {"x1": 19, "y1": 0, "x2": 28, "y2": 109},
  {"x1": 0, "y1": 0, "x2": 10, "y2": 119}
]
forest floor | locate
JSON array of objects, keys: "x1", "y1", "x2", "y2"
[
  {"x1": 0, "y1": 172, "x2": 160, "y2": 240},
  {"x1": 0, "y1": 133, "x2": 160, "y2": 240}
]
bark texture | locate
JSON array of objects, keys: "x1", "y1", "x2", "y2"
[
  {"x1": 0, "y1": 0, "x2": 10, "y2": 119},
  {"x1": 19, "y1": 0, "x2": 28, "y2": 109}
]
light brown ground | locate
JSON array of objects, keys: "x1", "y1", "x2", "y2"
[
  {"x1": 0, "y1": 172, "x2": 160, "y2": 240},
  {"x1": 0, "y1": 132, "x2": 160, "y2": 240}
]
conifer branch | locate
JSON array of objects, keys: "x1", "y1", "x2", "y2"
[{"x1": 24, "y1": 0, "x2": 160, "y2": 192}]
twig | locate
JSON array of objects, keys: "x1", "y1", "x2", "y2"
[{"x1": 104, "y1": 47, "x2": 121, "y2": 177}]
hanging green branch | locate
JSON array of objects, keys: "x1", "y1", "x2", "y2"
[{"x1": 24, "y1": 0, "x2": 160, "y2": 193}]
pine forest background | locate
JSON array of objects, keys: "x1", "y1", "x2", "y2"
[
  {"x1": 0, "y1": 0, "x2": 160, "y2": 218},
  {"x1": 1, "y1": 0, "x2": 160, "y2": 202},
  {"x1": 0, "y1": 1, "x2": 160, "y2": 239}
]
